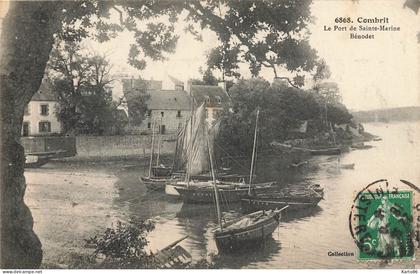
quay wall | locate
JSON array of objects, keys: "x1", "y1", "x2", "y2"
[{"x1": 72, "y1": 134, "x2": 177, "y2": 160}]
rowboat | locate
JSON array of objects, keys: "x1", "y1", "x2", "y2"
[
  {"x1": 151, "y1": 235, "x2": 191, "y2": 268},
  {"x1": 214, "y1": 208, "x2": 287, "y2": 252},
  {"x1": 351, "y1": 143, "x2": 373, "y2": 150},
  {"x1": 339, "y1": 163, "x2": 355, "y2": 169},
  {"x1": 24, "y1": 155, "x2": 49, "y2": 168}
]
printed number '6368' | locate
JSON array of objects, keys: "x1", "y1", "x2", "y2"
[{"x1": 335, "y1": 17, "x2": 352, "y2": 23}]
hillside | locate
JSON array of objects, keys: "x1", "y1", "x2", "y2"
[{"x1": 352, "y1": 106, "x2": 420, "y2": 123}]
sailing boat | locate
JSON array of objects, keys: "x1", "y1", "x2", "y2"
[
  {"x1": 205, "y1": 110, "x2": 288, "y2": 252},
  {"x1": 165, "y1": 103, "x2": 263, "y2": 197},
  {"x1": 241, "y1": 111, "x2": 324, "y2": 212},
  {"x1": 141, "y1": 118, "x2": 177, "y2": 191},
  {"x1": 174, "y1": 109, "x2": 274, "y2": 203}
]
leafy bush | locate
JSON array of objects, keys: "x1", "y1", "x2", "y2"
[
  {"x1": 85, "y1": 219, "x2": 156, "y2": 268},
  {"x1": 84, "y1": 219, "x2": 219, "y2": 269}
]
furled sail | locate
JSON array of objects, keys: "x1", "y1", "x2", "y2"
[
  {"x1": 173, "y1": 103, "x2": 220, "y2": 175},
  {"x1": 186, "y1": 103, "x2": 209, "y2": 175}
]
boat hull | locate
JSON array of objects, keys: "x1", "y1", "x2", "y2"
[
  {"x1": 24, "y1": 155, "x2": 49, "y2": 168},
  {"x1": 174, "y1": 184, "x2": 274, "y2": 204},
  {"x1": 240, "y1": 197, "x2": 322, "y2": 213},
  {"x1": 152, "y1": 166, "x2": 172, "y2": 177},
  {"x1": 141, "y1": 177, "x2": 168, "y2": 191},
  {"x1": 214, "y1": 211, "x2": 280, "y2": 252},
  {"x1": 310, "y1": 148, "x2": 341, "y2": 156}
]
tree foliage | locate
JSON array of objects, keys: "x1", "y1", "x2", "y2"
[
  {"x1": 216, "y1": 79, "x2": 352, "y2": 155},
  {"x1": 187, "y1": 0, "x2": 321, "y2": 86},
  {"x1": 48, "y1": 42, "x2": 127, "y2": 135},
  {"x1": 122, "y1": 78, "x2": 151, "y2": 126}
]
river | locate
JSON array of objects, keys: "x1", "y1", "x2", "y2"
[{"x1": 25, "y1": 122, "x2": 420, "y2": 268}]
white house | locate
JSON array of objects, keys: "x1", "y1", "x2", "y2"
[{"x1": 22, "y1": 79, "x2": 62, "y2": 136}]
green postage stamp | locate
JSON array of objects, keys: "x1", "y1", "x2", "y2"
[{"x1": 355, "y1": 191, "x2": 414, "y2": 261}]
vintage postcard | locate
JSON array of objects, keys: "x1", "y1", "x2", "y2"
[{"x1": 0, "y1": 0, "x2": 419, "y2": 271}]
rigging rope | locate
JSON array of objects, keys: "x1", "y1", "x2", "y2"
[{"x1": 215, "y1": 142, "x2": 248, "y2": 170}]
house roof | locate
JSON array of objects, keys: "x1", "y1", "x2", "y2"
[
  {"x1": 31, "y1": 79, "x2": 58, "y2": 101},
  {"x1": 122, "y1": 78, "x2": 163, "y2": 91},
  {"x1": 147, "y1": 90, "x2": 192, "y2": 110},
  {"x1": 190, "y1": 85, "x2": 229, "y2": 107},
  {"x1": 168, "y1": 75, "x2": 183, "y2": 86}
]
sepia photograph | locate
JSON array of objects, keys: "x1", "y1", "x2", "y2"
[{"x1": 0, "y1": 0, "x2": 419, "y2": 271}]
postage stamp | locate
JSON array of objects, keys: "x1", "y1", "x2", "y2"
[{"x1": 349, "y1": 179, "x2": 419, "y2": 263}]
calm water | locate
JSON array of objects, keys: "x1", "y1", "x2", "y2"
[{"x1": 112, "y1": 122, "x2": 420, "y2": 268}]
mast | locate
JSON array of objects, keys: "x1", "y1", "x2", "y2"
[
  {"x1": 156, "y1": 117, "x2": 162, "y2": 166},
  {"x1": 248, "y1": 109, "x2": 260, "y2": 195},
  {"x1": 186, "y1": 96, "x2": 195, "y2": 187},
  {"x1": 148, "y1": 118, "x2": 156, "y2": 178},
  {"x1": 206, "y1": 125, "x2": 222, "y2": 231}
]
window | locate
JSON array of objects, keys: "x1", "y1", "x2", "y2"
[
  {"x1": 161, "y1": 111, "x2": 164, "y2": 117},
  {"x1": 204, "y1": 96, "x2": 210, "y2": 104},
  {"x1": 22, "y1": 122, "x2": 29, "y2": 136},
  {"x1": 147, "y1": 122, "x2": 151, "y2": 129},
  {"x1": 216, "y1": 96, "x2": 222, "y2": 105},
  {"x1": 40, "y1": 104, "x2": 49, "y2": 116},
  {"x1": 147, "y1": 110, "x2": 152, "y2": 117},
  {"x1": 24, "y1": 105, "x2": 29, "y2": 115},
  {"x1": 176, "y1": 110, "x2": 182, "y2": 118},
  {"x1": 39, "y1": 121, "x2": 51, "y2": 133}
]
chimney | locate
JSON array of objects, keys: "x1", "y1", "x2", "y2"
[
  {"x1": 218, "y1": 81, "x2": 227, "y2": 92},
  {"x1": 273, "y1": 77, "x2": 289, "y2": 89}
]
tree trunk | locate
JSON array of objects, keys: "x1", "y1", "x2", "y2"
[{"x1": 0, "y1": 2, "x2": 61, "y2": 268}]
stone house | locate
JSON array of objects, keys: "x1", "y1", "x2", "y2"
[
  {"x1": 122, "y1": 78, "x2": 192, "y2": 134},
  {"x1": 142, "y1": 89, "x2": 192, "y2": 134},
  {"x1": 186, "y1": 81, "x2": 230, "y2": 126},
  {"x1": 22, "y1": 79, "x2": 62, "y2": 136},
  {"x1": 123, "y1": 76, "x2": 230, "y2": 134}
]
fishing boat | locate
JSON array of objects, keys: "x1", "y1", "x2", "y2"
[
  {"x1": 214, "y1": 208, "x2": 286, "y2": 252},
  {"x1": 174, "y1": 181, "x2": 274, "y2": 203},
  {"x1": 175, "y1": 108, "x2": 274, "y2": 203},
  {"x1": 166, "y1": 103, "x2": 252, "y2": 197},
  {"x1": 240, "y1": 184, "x2": 324, "y2": 213},
  {"x1": 141, "y1": 118, "x2": 177, "y2": 191},
  {"x1": 206, "y1": 110, "x2": 289, "y2": 252}
]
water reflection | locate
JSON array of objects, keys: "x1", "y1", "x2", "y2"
[{"x1": 281, "y1": 205, "x2": 322, "y2": 222}]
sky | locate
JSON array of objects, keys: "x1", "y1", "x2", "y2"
[{"x1": 1, "y1": 0, "x2": 419, "y2": 111}]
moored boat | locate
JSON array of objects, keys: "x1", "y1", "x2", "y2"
[
  {"x1": 214, "y1": 208, "x2": 286, "y2": 252},
  {"x1": 152, "y1": 165, "x2": 172, "y2": 177},
  {"x1": 24, "y1": 155, "x2": 50, "y2": 168},
  {"x1": 309, "y1": 147, "x2": 341, "y2": 156},
  {"x1": 175, "y1": 182, "x2": 275, "y2": 203},
  {"x1": 240, "y1": 184, "x2": 324, "y2": 213},
  {"x1": 351, "y1": 143, "x2": 373, "y2": 150},
  {"x1": 142, "y1": 176, "x2": 175, "y2": 191}
]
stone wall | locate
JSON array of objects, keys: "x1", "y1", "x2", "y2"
[{"x1": 74, "y1": 134, "x2": 177, "y2": 159}]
